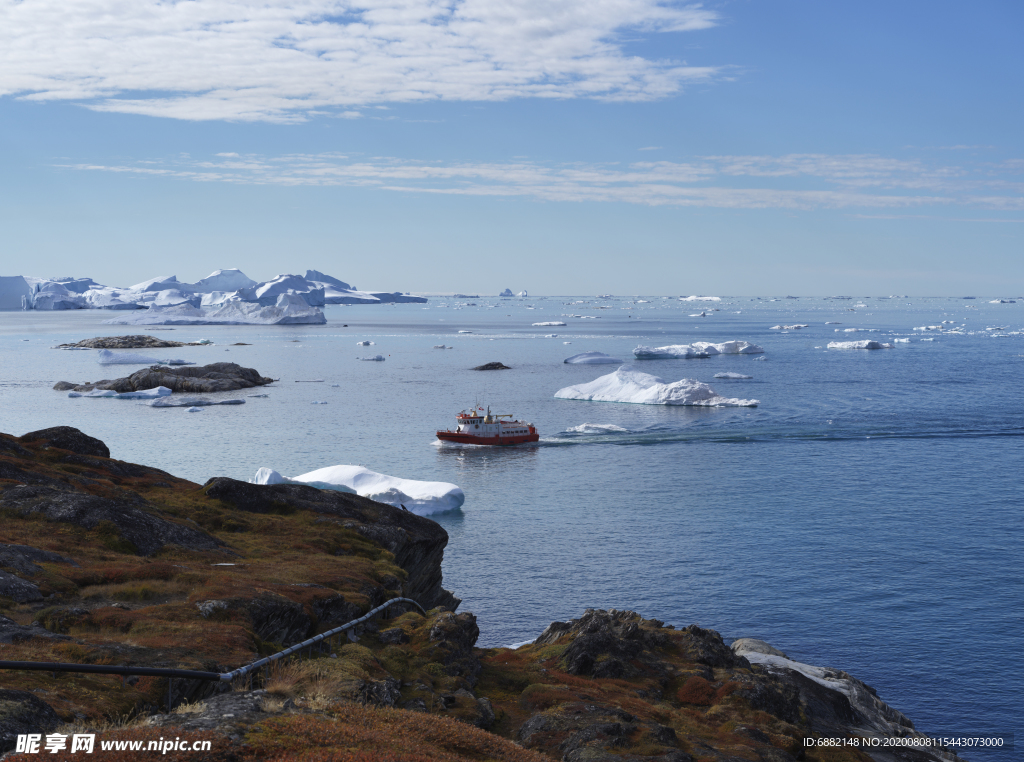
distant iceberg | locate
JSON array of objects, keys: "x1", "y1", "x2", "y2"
[
  {"x1": 251, "y1": 465, "x2": 464, "y2": 515},
  {"x1": 96, "y1": 349, "x2": 193, "y2": 366},
  {"x1": 679, "y1": 295, "x2": 721, "y2": 301},
  {"x1": 714, "y1": 372, "x2": 752, "y2": 379},
  {"x1": 499, "y1": 288, "x2": 513, "y2": 297},
  {"x1": 517, "y1": 290, "x2": 528, "y2": 297},
  {"x1": 554, "y1": 366, "x2": 759, "y2": 407},
  {"x1": 827, "y1": 340, "x2": 893, "y2": 350},
  {"x1": 633, "y1": 341, "x2": 764, "y2": 359},
  {"x1": 769, "y1": 324, "x2": 808, "y2": 330},
  {"x1": 356, "y1": 340, "x2": 375, "y2": 346},
  {"x1": 359, "y1": 355, "x2": 386, "y2": 361},
  {"x1": 102, "y1": 293, "x2": 327, "y2": 325},
  {"x1": 533, "y1": 321, "x2": 566, "y2": 326},
  {"x1": 564, "y1": 351, "x2": 623, "y2": 364}
]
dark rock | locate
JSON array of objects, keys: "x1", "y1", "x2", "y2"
[
  {"x1": 19, "y1": 426, "x2": 110, "y2": 458},
  {"x1": 471, "y1": 362, "x2": 511, "y2": 370},
  {"x1": 0, "y1": 689, "x2": 61, "y2": 753},
  {"x1": 378, "y1": 626, "x2": 410, "y2": 645},
  {"x1": 0, "y1": 435, "x2": 32, "y2": 458},
  {"x1": 243, "y1": 594, "x2": 311, "y2": 645},
  {"x1": 57, "y1": 335, "x2": 189, "y2": 349},
  {"x1": 0, "y1": 543, "x2": 78, "y2": 575},
  {"x1": 311, "y1": 595, "x2": 363, "y2": 629},
  {"x1": 358, "y1": 677, "x2": 402, "y2": 707},
  {"x1": 204, "y1": 477, "x2": 459, "y2": 610},
  {"x1": 5, "y1": 485, "x2": 221, "y2": 556},
  {"x1": 0, "y1": 570, "x2": 42, "y2": 603},
  {"x1": 0, "y1": 614, "x2": 70, "y2": 644},
  {"x1": 57, "y1": 362, "x2": 273, "y2": 395},
  {"x1": 429, "y1": 611, "x2": 481, "y2": 684},
  {"x1": 403, "y1": 699, "x2": 428, "y2": 712},
  {"x1": 475, "y1": 697, "x2": 495, "y2": 728},
  {"x1": 554, "y1": 609, "x2": 673, "y2": 679}
]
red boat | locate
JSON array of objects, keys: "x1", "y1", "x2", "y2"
[{"x1": 436, "y1": 406, "x2": 539, "y2": 445}]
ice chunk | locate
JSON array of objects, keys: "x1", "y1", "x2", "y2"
[
  {"x1": 187, "y1": 407, "x2": 203, "y2": 412},
  {"x1": 679, "y1": 295, "x2": 721, "y2": 301},
  {"x1": 827, "y1": 341, "x2": 893, "y2": 349},
  {"x1": 554, "y1": 365, "x2": 758, "y2": 406},
  {"x1": 359, "y1": 355, "x2": 385, "y2": 361},
  {"x1": 517, "y1": 290, "x2": 528, "y2": 297},
  {"x1": 458, "y1": 330, "x2": 472, "y2": 334},
  {"x1": 893, "y1": 338, "x2": 910, "y2": 343},
  {"x1": 714, "y1": 372, "x2": 752, "y2": 379},
  {"x1": 251, "y1": 465, "x2": 464, "y2": 515},
  {"x1": 102, "y1": 299, "x2": 326, "y2": 325},
  {"x1": 825, "y1": 321, "x2": 841, "y2": 324},
  {"x1": 688, "y1": 312, "x2": 706, "y2": 317},
  {"x1": 565, "y1": 423, "x2": 629, "y2": 433},
  {"x1": 564, "y1": 351, "x2": 624, "y2": 364},
  {"x1": 356, "y1": 340, "x2": 375, "y2": 346},
  {"x1": 499, "y1": 288, "x2": 514, "y2": 297},
  {"x1": 533, "y1": 322, "x2": 566, "y2": 326},
  {"x1": 96, "y1": 349, "x2": 194, "y2": 366},
  {"x1": 633, "y1": 341, "x2": 763, "y2": 359},
  {"x1": 69, "y1": 386, "x2": 173, "y2": 399}
]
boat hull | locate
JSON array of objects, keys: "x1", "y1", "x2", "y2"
[{"x1": 436, "y1": 431, "x2": 539, "y2": 446}]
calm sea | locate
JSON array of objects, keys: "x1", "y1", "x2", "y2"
[{"x1": 1, "y1": 296, "x2": 1020, "y2": 758}]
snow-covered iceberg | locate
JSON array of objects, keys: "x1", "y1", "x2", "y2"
[
  {"x1": 827, "y1": 340, "x2": 893, "y2": 350},
  {"x1": 533, "y1": 321, "x2": 566, "y2": 326},
  {"x1": 96, "y1": 349, "x2": 193, "y2": 366},
  {"x1": 68, "y1": 386, "x2": 172, "y2": 399},
  {"x1": 554, "y1": 366, "x2": 759, "y2": 407},
  {"x1": 31, "y1": 281, "x2": 87, "y2": 310},
  {"x1": 633, "y1": 341, "x2": 764, "y2": 359},
  {"x1": 102, "y1": 294, "x2": 327, "y2": 325},
  {"x1": 250, "y1": 465, "x2": 464, "y2": 515},
  {"x1": 564, "y1": 351, "x2": 624, "y2": 364},
  {"x1": 499, "y1": 288, "x2": 513, "y2": 297}
]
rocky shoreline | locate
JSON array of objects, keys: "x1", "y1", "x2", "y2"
[{"x1": 0, "y1": 428, "x2": 966, "y2": 762}]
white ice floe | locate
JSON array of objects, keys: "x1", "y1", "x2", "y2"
[
  {"x1": 633, "y1": 340, "x2": 764, "y2": 359},
  {"x1": 554, "y1": 366, "x2": 759, "y2": 407},
  {"x1": 893, "y1": 338, "x2": 910, "y2": 343},
  {"x1": 825, "y1": 321, "x2": 841, "y2": 324},
  {"x1": 533, "y1": 321, "x2": 566, "y2": 326},
  {"x1": 356, "y1": 340, "x2": 375, "y2": 346},
  {"x1": 69, "y1": 386, "x2": 173, "y2": 399},
  {"x1": 96, "y1": 349, "x2": 194, "y2": 366},
  {"x1": 458, "y1": 330, "x2": 472, "y2": 334},
  {"x1": 827, "y1": 341, "x2": 893, "y2": 349},
  {"x1": 187, "y1": 407, "x2": 203, "y2": 412},
  {"x1": 714, "y1": 372, "x2": 753, "y2": 379},
  {"x1": 564, "y1": 351, "x2": 624, "y2": 364},
  {"x1": 754, "y1": 356, "x2": 768, "y2": 361},
  {"x1": 679, "y1": 295, "x2": 721, "y2": 301},
  {"x1": 359, "y1": 355, "x2": 385, "y2": 361},
  {"x1": 565, "y1": 423, "x2": 629, "y2": 433},
  {"x1": 102, "y1": 294, "x2": 326, "y2": 325},
  {"x1": 251, "y1": 465, "x2": 464, "y2": 515},
  {"x1": 769, "y1": 324, "x2": 808, "y2": 330}
]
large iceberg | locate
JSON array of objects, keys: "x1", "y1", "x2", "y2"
[
  {"x1": 499, "y1": 288, "x2": 513, "y2": 297},
  {"x1": 239, "y1": 274, "x2": 326, "y2": 307},
  {"x1": 555, "y1": 366, "x2": 759, "y2": 406},
  {"x1": 102, "y1": 293, "x2": 327, "y2": 325},
  {"x1": 564, "y1": 351, "x2": 624, "y2": 364},
  {"x1": 187, "y1": 269, "x2": 258, "y2": 293},
  {"x1": 31, "y1": 281, "x2": 87, "y2": 310},
  {"x1": 0, "y1": 276, "x2": 35, "y2": 310},
  {"x1": 633, "y1": 340, "x2": 764, "y2": 359},
  {"x1": 827, "y1": 340, "x2": 893, "y2": 349},
  {"x1": 251, "y1": 465, "x2": 464, "y2": 515}
]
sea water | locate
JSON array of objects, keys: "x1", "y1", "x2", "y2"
[{"x1": 0, "y1": 296, "x2": 1020, "y2": 759}]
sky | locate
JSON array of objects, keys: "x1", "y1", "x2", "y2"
[{"x1": 1, "y1": 0, "x2": 1022, "y2": 295}]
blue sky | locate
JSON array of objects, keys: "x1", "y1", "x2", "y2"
[{"x1": 1, "y1": 0, "x2": 1021, "y2": 295}]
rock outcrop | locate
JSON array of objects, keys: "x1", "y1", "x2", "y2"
[
  {"x1": 471, "y1": 362, "x2": 511, "y2": 370},
  {"x1": 0, "y1": 689, "x2": 62, "y2": 753},
  {"x1": 19, "y1": 426, "x2": 110, "y2": 458},
  {"x1": 56, "y1": 335, "x2": 194, "y2": 349},
  {"x1": 54, "y1": 362, "x2": 273, "y2": 394}
]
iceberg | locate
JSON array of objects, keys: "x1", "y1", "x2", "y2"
[
  {"x1": 187, "y1": 268, "x2": 258, "y2": 293},
  {"x1": 304, "y1": 270, "x2": 353, "y2": 291},
  {"x1": 633, "y1": 341, "x2": 764, "y2": 359},
  {"x1": 533, "y1": 321, "x2": 566, "y2": 326},
  {"x1": 130, "y1": 275, "x2": 181, "y2": 292},
  {"x1": 564, "y1": 351, "x2": 624, "y2": 364},
  {"x1": 96, "y1": 349, "x2": 194, "y2": 366},
  {"x1": 359, "y1": 355, "x2": 385, "y2": 361},
  {"x1": 517, "y1": 290, "x2": 528, "y2": 297},
  {"x1": 565, "y1": 423, "x2": 629, "y2": 434},
  {"x1": 69, "y1": 386, "x2": 173, "y2": 399},
  {"x1": 499, "y1": 288, "x2": 513, "y2": 297},
  {"x1": 679, "y1": 295, "x2": 720, "y2": 301},
  {"x1": 827, "y1": 341, "x2": 893, "y2": 349},
  {"x1": 714, "y1": 372, "x2": 752, "y2": 379},
  {"x1": 893, "y1": 338, "x2": 910, "y2": 343},
  {"x1": 83, "y1": 288, "x2": 148, "y2": 310},
  {"x1": 554, "y1": 366, "x2": 759, "y2": 407},
  {"x1": 251, "y1": 465, "x2": 464, "y2": 515},
  {"x1": 239, "y1": 274, "x2": 326, "y2": 307},
  {"x1": 356, "y1": 340, "x2": 375, "y2": 346},
  {"x1": 102, "y1": 294, "x2": 327, "y2": 325},
  {"x1": 31, "y1": 281, "x2": 87, "y2": 311}
]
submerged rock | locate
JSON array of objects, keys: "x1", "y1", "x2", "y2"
[{"x1": 471, "y1": 362, "x2": 511, "y2": 370}]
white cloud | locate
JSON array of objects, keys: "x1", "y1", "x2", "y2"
[
  {"x1": 0, "y1": 0, "x2": 720, "y2": 122},
  {"x1": 60, "y1": 151, "x2": 1024, "y2": 211}
]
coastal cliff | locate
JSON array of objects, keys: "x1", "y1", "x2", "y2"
[{"x1": 0, "y1": 429, "x2": 964, "y2": 762}]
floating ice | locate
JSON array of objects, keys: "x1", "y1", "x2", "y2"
[
  {"x1": 458, "y1": 330, "x2": 472, "y2": 334},
  {"x1": 533, "y1": 322, "x2": 566, "y2": 326},
  {"x1": 312, "y1": 401, "x2": 328, "y2": 404},
  {"x1": 499, "y1": 288, "x2": 514, "y2": 297},
  {"x1": 69, "y1": 386, "x2": 173, "y2": 399},
  {"x1": 356, "y1": 340, "x2": 375, "y2": 346},
  {"x1": 769, "y1": 324, "x2": 808, "y2": 330},
  {"x1": 359, "y1": 355, "x2": 385, "y2": 361},
  {"x1": 565, "y1": 423, "x2": 630, "y2": 433},
  {"x1": 893, "y1": 338, "x2": 910, "y2": 343},
  {"x1": 688, "y1": 312, "x2": 706, "y2": 317},
  {"x1": 825, "y1": 321, "x2": 841, "y2": 324},
  {"x1": 564, "y1": 351, "x2": 624, "y2": 364},
  {"x1": 102, "y1": 294, "x2": 326, "y2": 325},
  {"x1": 679, "y1": 295, "x2": 721, "y2": 301},
  {"x1": 251, "y1": 465, "x2": 464, "y2": 515},
  {"x1": 827, "y1": 341, "x2": 893, "y2": 349},
  {"x1": 714, "y1": 372, "x2": 753, "y2": 379},
  {"x1": 96, "y1": 349, "x2": 194, "y2": 366},
  {"x1": 150, "y1": 397, "x2": 244, "y2": 407},
  {"x1": 554, "y1": 366, "x2": 759, "y2": 407},
  {"x1": 633, "y1": 341, "x2": 764, "y2": 359}
]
